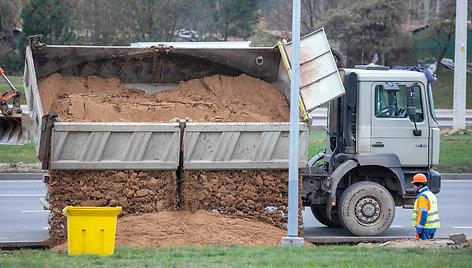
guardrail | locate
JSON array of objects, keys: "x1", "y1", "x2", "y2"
[{"x1": 310, "y1": 108, "x2": 472, "y2": 127}]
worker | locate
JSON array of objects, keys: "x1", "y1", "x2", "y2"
[{"x1": 411, "y1": 173, "x2": 440, "y2": 240}]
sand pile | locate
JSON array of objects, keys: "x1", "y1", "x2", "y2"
[
  {"x1": 38, "y1": 73, "x2": 290, "y2": 123},
  {"x1": 48, "y1": 170, "x2": 177, "y2": 246},
  {"x1": 52, "y1": 210, "x2": 314, "y2": 251},
  {"x1": 47, "y1": 169, "x2": 301, "y2": 247},
  {"x1": 41, "y1": 73, "x2": 298, "y2": 248}
]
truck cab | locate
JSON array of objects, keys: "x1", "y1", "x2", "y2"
[{"x1": 302, "y1": 65, "x2": 440, "y2": 236}]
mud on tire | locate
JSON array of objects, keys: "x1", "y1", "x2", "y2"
[{"x1": 338, "y1": 181, "x2": 395, "y2": 236}]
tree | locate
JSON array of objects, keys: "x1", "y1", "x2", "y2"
[
  {"x1": 262, "y1": 0, "x2": 341, "y2": 36},
  {"x1": 320, "y1": 0, "x2": 412, "y2": 67},
  {"x1": 0, "y1": 0, "x2": 25, "y2": 72},
  {"x1": 212, "y1": 0, "x2": 261, "y2": 40},
  {"x1": 67, "y1": 0, "x2": 200, "y2": 45},
  {"x1": 19, "y1": 0, "x2": 73, "y2": 45},
  {"x1": 417, "y1": 0, "x2": 456, "y2": 67}
]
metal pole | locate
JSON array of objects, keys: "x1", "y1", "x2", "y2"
[
  {"x1": 282, "y1": 0, "x2": 304, "y2": 247},
  {"x1": 453, "y1": 0, "x2": 467, "y2": 130}
]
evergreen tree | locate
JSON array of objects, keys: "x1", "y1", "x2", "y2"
[
  {"x1": 13, "y1": 0, "x2": 73, "y2": 69},
  {"x1": 212, "y1": 0, "x2": 261, "y2": 40},
  {"x1": 19, "y1": 0, "x2": 73, "y2": 45}
]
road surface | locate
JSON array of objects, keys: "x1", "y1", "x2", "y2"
[
  {"x1": 303, "y1": 180, "x2": 472, "y2": 243},
  {"x1": 0, "y1": 178, "x2": 49, "y2": 243},
  {"x1": 1, "y1": 174, "x2": 471, "y2": 244}
]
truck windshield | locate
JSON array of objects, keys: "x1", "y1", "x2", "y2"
[{"x1": 427, "y1": 83, "x2": 437, "y2": 122}]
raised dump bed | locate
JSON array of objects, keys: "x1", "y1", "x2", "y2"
[{"x1": 25, "y1": 38, "x2": 310, "y2": 171}]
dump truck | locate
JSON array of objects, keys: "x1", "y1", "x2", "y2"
[
  {"x1": 23, "y1": 28, "x2": 440, "y2": 237},
  {"x1": 301, "y1": 65, "x2": 441, "y2": 236}
]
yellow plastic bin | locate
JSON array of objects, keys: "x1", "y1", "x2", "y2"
[{"x1": 62, "y1": 206, "x2": 122, "y2": 256}]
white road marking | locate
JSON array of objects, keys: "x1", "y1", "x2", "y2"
[
  {"x1": 390, "y1": 226, "x2": 403, "y2": 228},
  {"x1": 0, "y1": 194, "x2": 43, "y2": 197},
  {"x1": 42, "y1": 227, "x2": 49, "y2": 230},
  {"x1": 453, "y1": 226, "x2": 472, "y2": 229},
  {"x1": 21, "y1": 210, "x2": 49, "y2": 213}
]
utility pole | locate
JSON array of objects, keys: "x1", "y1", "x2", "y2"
[
  {"x1": 282, "y1": 0, "x2": 304, "y2": 247},
  {"x1": 453, "y1": 0, "x2": 467, "y2": 130}
]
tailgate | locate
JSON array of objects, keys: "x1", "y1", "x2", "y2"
[{"x1": 283, "y1": 28, "x2": 345, "y2": 112}]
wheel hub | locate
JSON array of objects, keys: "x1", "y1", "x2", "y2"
[{"x1": 355, "y1": 197, "x2": 380, "y2": 224}]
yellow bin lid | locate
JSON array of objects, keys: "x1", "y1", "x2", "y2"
[{"x1": 62, "y1": 206, "x2": 122, "y2": 217}]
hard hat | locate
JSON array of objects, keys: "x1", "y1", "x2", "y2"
[{"x1": 412, "y1": 173, "x2": 427, "y2": 184}]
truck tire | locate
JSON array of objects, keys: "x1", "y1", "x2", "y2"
[
  {"x1": 338, "y1": 181, "x2": 395, "y2": 236},
  {"x1": 310, "y1": 205, "x2": 342, "y2": 227}
]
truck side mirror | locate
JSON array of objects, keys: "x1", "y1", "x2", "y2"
[
  {"x1": 406, "y1": 85, "x2": 416, "y2": 118},
  {"x1": 406, "y1": 85, "x2": 421, "y2": 136}
]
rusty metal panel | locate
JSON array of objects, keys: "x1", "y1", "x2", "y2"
[
  {"x1": 183, "y1": 122, "x2": 308, "y2": 170},
  {"x1": 284, "y1": 28, "x2": 345, "y2": 112}
]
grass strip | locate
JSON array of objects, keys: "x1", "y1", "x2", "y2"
[{"x1": 1, "y1": 245, "x2": 471, "y2": 268}]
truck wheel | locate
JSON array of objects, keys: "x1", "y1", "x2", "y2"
[
  {"x1": 338, "y1": 181, "x2": 395, "y2": 236},
  {"x1": 310, "y1": 205, "x2": 342, "y2": 227}
]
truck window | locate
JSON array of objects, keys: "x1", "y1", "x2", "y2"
[{"x1": 375, "y1": 84, "x2": 423, "y2": 122}]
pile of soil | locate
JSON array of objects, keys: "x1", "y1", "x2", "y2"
[
  {"x1": 52, "y1": 210, "x2": 312, "y2": 251},
  {"x1": 38, "y1": 73, "x2": 290, "y2": 123},
  {"x1": 181, "y1": 170, "x2": 300, "y2": 229},
  {"x1": 48, "y1": 170, "x2": 177, "y2": 246},
  {"x1": 47, "y1": 169, "x2": 302, "y2": 247},
  {"x1": 41, "y1": 73, "x2": 298, "y2": 248}
]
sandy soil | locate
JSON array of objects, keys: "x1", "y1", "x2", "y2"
[
  {"x1": 38, "y1": 73, "x2": 300, "y2": 248},
  {"x1": 51, "y1": 210, "x2": 312, "y2": 251},
  {"x1": 38, "y1": 73, "x2": 289, "y2": 123},
  {"x1": 47, "y1": 169, "x2": 302, "y2": 247},
  {"x1": 47, "y1": 170, "x2": 177, "y2": 246}
]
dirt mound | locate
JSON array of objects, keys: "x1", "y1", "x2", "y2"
[
  {"x1": 47, "y1": 169, "x2": 301, "y2": 247},
  {"x1": 51, "y1": 210, "x2": 312, "y2": 251},
  {"x1": 41, "y1": 73, "x2": 297, "y2": 248},
  {"x1": 48, "y1": 170, "x2": 177, "y2": 246},
  {"x1": 181, "y1": 170, "x2": 300, "y2": 229},
  {"x1": 38, "y1": 73, "x2": 290, "y2": 123}
]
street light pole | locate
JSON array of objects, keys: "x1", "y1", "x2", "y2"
[
  {"x1": 453, "y1": 0, "x2": 467, "y2": 130},
  {"x1": 281, "y1": 0, "x2": 304, "y2": 247}
]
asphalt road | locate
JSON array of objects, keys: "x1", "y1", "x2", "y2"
[
  {"x1": 0, "y1": 178, "x2": 49, "y2": 243},
  {"x1": 0, "y1": 174, "x2": 471, "y2": 244},
  {"x1": 303, "y1": 180, "x2": 472, "y2": 243}
]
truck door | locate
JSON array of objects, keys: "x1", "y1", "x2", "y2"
[{"x1": 371, "y1": 82, "x2": 429, "y2": 166}]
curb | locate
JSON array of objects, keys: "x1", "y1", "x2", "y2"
[
  {"x1": 441, "y1": 173, "x2": 472, "y2": 180},
  {"x1": 0, "y1": 241, "x2": 48, "y2": 249},
  {"x1": 304, "y1": 236, "x2": 405, "y2": 244},
  {"x1": 0, "y1": 173, "x2": 43, "y2": 180}
]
